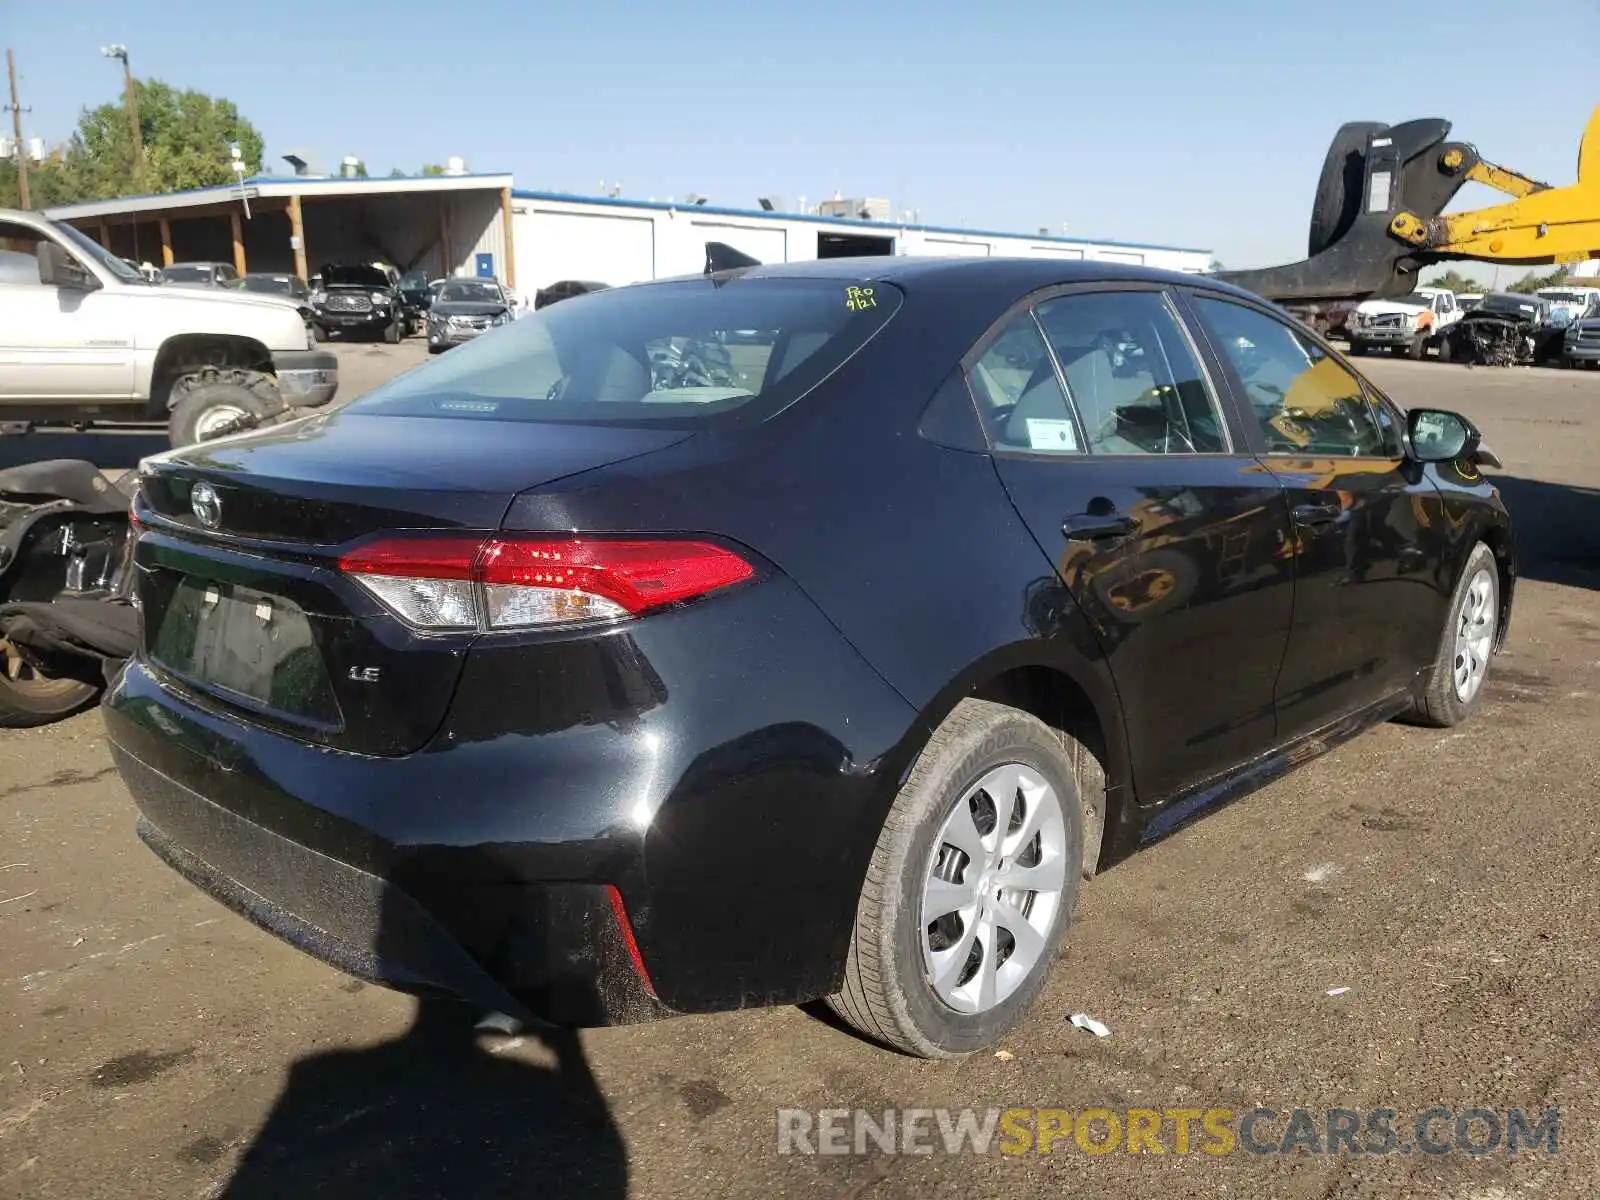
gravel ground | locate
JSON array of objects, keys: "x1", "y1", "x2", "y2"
[{"x1": 1, "y1": 352, "x2": 1596, "y2": 1200}]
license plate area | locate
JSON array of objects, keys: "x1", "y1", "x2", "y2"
[{"x1": 149, "y1": 576, "x2": 341, "y2": 728}]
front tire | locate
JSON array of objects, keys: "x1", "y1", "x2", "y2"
[
  {"x1": 168, "y1": 373, "x2": 279, "y2": 447},
  {"x1": 383, "y1": 318, "x2": 402, "y2": 345},
  {"x1": 1402, "y1": 542, "x2": 1500, "y2": 728},
  {"x1": 828, "y1": 699, "x2": 1084, "y2": 1058},
  {"x1": 1408, "y1": 333, "x2": 1428, "y2": 360},
  {"x1": 1347, "y1": 339, "x2": 1366, "y2": 357}
]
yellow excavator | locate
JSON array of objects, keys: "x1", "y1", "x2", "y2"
[{"x1": 1218, "y1": 104, "x2": 1600, "y2": 308}]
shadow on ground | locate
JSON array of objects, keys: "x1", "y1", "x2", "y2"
[
  {"x1": 1491, "y1": 475, "x2": 1600, "y2": 588},
  {"x1": 218, "y1": 1001, "x2": 627, "y2": 1199}
]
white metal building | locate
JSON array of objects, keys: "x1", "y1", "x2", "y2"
[
  {"x1": 41, "y1": 174, "x2": 1211, "y2": 291},
  {"x1": 510, "y1": 191, "x2": 1210, "y2": 291}
]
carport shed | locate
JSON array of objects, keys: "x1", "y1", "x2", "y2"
[{"x1": 44, "y1": 173, "x2": 517, "y2": 286}]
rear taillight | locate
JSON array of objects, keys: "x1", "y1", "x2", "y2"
[{"x1": 338, "y1": 535, "x2": 753, "y2": 631}]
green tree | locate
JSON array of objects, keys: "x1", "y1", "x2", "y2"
[
  {"x1": 1423, "y1": 268, "x2": 1489, "y2": 295},
  {"x1": 388, "y1": 167, "x2": 406, "y2": 178},
  {"x1": 0, "y1": 79, "x2": 264, "y2": 208},
  {"x1": 420, "y1": 163, "x2": 446, "y2": 177},
  {"x1": 1508, "y1": 266, "x2": 1569, "y2": 294}
]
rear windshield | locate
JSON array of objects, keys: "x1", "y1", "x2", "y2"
[{"x1": 346, "y1": 275, "x2": 903, "y2": 426}]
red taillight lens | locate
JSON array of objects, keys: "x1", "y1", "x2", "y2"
[{"x1": 338, "y1": 534, "x2": 753, "y2": 631}]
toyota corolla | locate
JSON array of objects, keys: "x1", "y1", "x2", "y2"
[{"x1": 109, "y1": 259, "x2": 1513, "y2": 1058}]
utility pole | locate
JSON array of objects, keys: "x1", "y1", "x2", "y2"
[
  {"x1": 5, "y1": 48, "x2": 28, "y2": 209},
  {"x1": 101, "y1": 44, "x2": 142, "y2": 181}
]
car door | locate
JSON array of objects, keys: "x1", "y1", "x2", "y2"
[
  {"x1": 0, "y1": 219, "x2": 135, "y2": 402},
  {"x1": 977, "y1": 285, "x2": 1297, "y2": 804},
  {"x1": 1188, "y1": 293, "x2": 1449, "y2": 742}
]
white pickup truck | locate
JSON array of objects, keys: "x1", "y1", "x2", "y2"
[
  {"x1": 1345, "y1": 287, "x2": 1463, "y2": 359},
  {"x1": 0, "y1": 207, "x2": 337, "y2": 446}
]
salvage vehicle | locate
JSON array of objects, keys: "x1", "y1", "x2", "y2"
[
  {"x1": 1441, "y1": 292, "x2": 1562, "y2": 366},
  {"x1": 534, "y1": 279, "x2": 611, "y2": 310},
  {"x1": 0, "y1": 461, "x2": 137, "y2": 726},
  {"x1": 235, "y1": 272, "x2": 320, "y2": 339},
  {"x1": 110, "y1": 258, "x2": 1513, "y2": 1058},
  {"x1": 0, "y1": 207, "x2": 338, "y2": 446},
  {"x1": 1345, "y1": 287, "x2": 1461, "y2": 358},
  {"x1": 1534, "y1": 286, "x2": 1600, "y2": 330},
  {"x1": 160, "y1": 262, "x2": 241, "y2": 289},
  {"x1": 425, "y1": 278, "x2": 515, "y2": 352},
  {"x1": 1562, "y1": 304, "x2": 1600, "y2": 368},
  {"x1": 398, "y1": 270, "x2": 435, "y2": 334},
  {"x1": 311, "y1": 263, "x2": 407, "y2": 343}
]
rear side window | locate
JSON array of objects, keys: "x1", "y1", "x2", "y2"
[
  {"x1": 970, "y1": 314, "x2": 1081, "y2": 454},
  {"x1": 349, "y1": 276, "x2": 902, "y2": 425}
]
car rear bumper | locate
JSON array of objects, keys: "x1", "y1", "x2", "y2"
[
  {"x1": 271, "y1": 350, "x2": 339, "y2": 409},
  {"x1": 104, "y1": 575, "x2": 917, "y2": 1024}
]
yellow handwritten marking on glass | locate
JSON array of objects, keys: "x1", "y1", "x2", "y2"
[{"x1": 846, "y1": 286, "x2": 877, "y2": 311}]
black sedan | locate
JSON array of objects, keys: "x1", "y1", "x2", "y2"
[
  {"x1": 110, "y1": 259, "x2": 1513, "y2": 1058},
  {"x1": 426, "y1": 279, "x2": 516, "y2": 352}
]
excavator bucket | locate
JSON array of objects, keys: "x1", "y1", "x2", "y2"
[{"x1": 1218, "y1": 118, "x2": 1482, "y2": 304}]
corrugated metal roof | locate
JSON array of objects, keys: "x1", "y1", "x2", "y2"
[{"x1": 510, "y1": 189, "x2": 1209, "y2": 255}]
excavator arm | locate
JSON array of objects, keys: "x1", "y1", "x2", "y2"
[{"x1": 1218, "y1": 106, "x2": 1600, "y2": 305}]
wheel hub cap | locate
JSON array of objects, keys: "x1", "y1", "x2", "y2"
[
  {"x1": 919, "y1": 762, "x2": 1069, "y2": 1015},
  {"x1": 1451, "y1": 567, "x2": 1497, "y2": 704}
]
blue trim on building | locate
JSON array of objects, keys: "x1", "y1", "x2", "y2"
[{"x1": 509, "y1": 188, "x2": 1208, "y2": 255}]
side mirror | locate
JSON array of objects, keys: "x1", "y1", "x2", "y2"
[
  {"x1": 37, "y1": 242, "x2": 98, "y2": 291},
  {"x1": 1407, "y1": 407, "x2": 1501, "y2": 469}
]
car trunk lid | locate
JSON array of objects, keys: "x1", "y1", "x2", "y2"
[{"x1": 134, "y1": 411, "x2": 693, "y2": 755}]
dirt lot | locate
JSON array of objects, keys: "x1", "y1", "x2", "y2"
[{"x1": 1, "y1": 351, "x2": 1597, "y2": 1200}]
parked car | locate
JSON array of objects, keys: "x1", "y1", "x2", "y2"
[
  {"x1": 234, "y1": 272, "x2": 321, "y2": 339},
  {"x1": 534, "y1": 279, "x2": 610, "y2": 310},
  {"x1": 0, "y1": 207, "x2": 337, "y2": 446},
  {"x1": 1442, "y1": 292, "x2": 1562, "y2": 366},
  {"x1": 110, "y1": 259, "x2": 1512, "y2": 1058},
  {"x1": 1345, "y1": 286, "x2": 1462, "y2": 358},
  {"x1": 311, "y1": 263, "x2": 407, "y2": 343},
  {"x1": 398, "y1": 270, "x2": 435, "y2": 334},
  {"x1": 1457, "y1": 292, "x2": 1484, "y2": 312},
  {"x1": 1562, "y1": 298, "x2": 1600, "y2": 368},
  {"x1": 160, "y1": 261, "x2": 241, "y2": 289},
  {"x1": 425, "y1": 278, "x2": 515, "y2": 352},
  {"x1": 1534, "y1": 286, "x2": 1600, "y2": 330}
]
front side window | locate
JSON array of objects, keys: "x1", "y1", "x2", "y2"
[
  {"x1": 349, "y1": 275, "x2": 902, "y2": 425},
  {"x1": 1034, "y1": 291, "x2": 1226, "y2": 454},
  {"x1": 1194, "y1": 297, "x2": 1387, "y2": 456},
  {"x1": 970, "y1": 313, "x2": 1081, "y2": 454}
]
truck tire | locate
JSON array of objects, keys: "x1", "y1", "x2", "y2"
[
  {"x1": 383, "y1": 317, "x2": 402, "y2": 345},
  {"x1": 1408, "y1": 333, "x2": 1428, "y2": 360},
  {"x1": 168, "y1": 370, "x2": 280, "y2": 447},
  {"x1": 1438, "y1": 334, "x2": 1454, "y2": 364},
  {"x1": 1347, "y1": 339, "x2": 1366, "y2": 356},
  {"x1": 312, "y1": 324, "x2": 328, "y2": 343},
  {"x1": 0, "y1": 651, "x2": 99, "y2": 729}
]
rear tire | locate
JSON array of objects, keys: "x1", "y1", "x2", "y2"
[
  {"x1": 1400, "y1": 542, "x2": 1499, "y2": 729},
  {"x1": 0, "y1": 650, "x2": 99, "y2": 728},
  {"x1": 827, "y1": 699, "x2": 1084, "y2": 1058},
  {"x1": 1347, "y1": 339, "x2": 1366, "y2": 357}
]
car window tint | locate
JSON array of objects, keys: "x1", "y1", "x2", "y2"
[
  {"x1": 971, "y1": 314, "x2": 1082, "y2": 455},
  {"x1": 1194, "y1": 297, "x2": 1387, "y2": 456},
  {"x1": 1035, "y1": 291, "x2": 1226, "y2": 455}
]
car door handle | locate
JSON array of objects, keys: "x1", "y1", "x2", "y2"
[
  {"x1": 1291, "y1": 502, "x2": 1343, "y2": 528},
  {"x1": 1062, "y1": 512, "x2": 1139, "y2": 541}
]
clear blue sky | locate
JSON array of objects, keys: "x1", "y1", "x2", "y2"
[{"x1": 11, "y1": 0, "x2": 1599, "y2": 269}]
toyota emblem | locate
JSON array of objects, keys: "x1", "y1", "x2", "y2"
[{"x1": 190, "y1": 482, "x2": 222, "y2": 529}]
